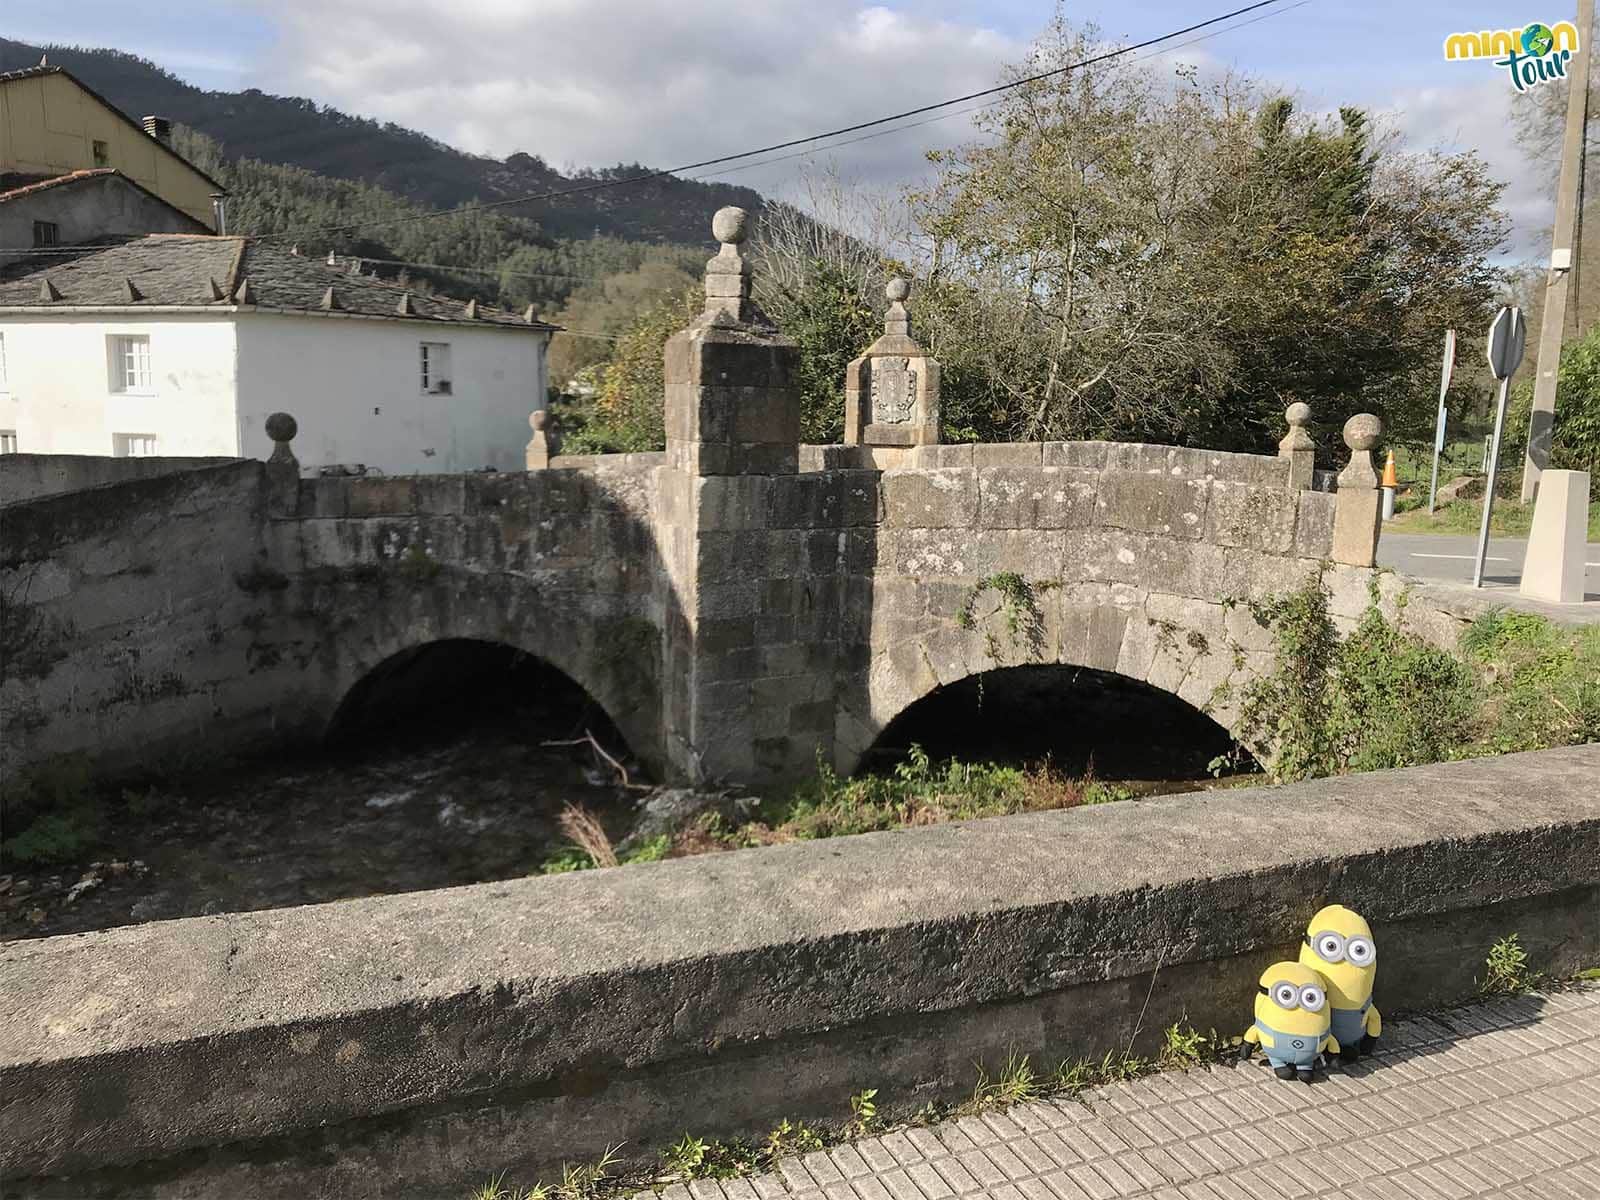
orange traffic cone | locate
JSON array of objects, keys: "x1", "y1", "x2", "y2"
[{"x1": 1381, "y1": 450, "x2": 1398, "y2": 489}]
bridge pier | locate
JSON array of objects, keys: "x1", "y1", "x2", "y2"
[{"x1": 659, "y1": 207, "x2": 820, "y2": 785}]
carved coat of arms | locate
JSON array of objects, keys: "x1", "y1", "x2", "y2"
[{"x1": 870, "y1": 357, "x2": 917, "y2": 425}]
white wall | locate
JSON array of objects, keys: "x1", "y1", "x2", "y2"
[
  {"x1": 0, "y1": 315, "x2": 239, "y2": 457},
  {"x1": 234, "y1": 314, "x2": 548, "y2": 474}
]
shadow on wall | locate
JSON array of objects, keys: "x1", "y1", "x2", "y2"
[{"x1": 861, "y1": 663, "x2": 1248, "y2": 781}]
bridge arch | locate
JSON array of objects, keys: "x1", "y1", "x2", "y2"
[
  {"x1": 298, "y1": 583, "x2": 665, "y2": 777},
  {"x1": 837, "y1": 583, "x2": 1273, "y2": 778},
  {"x1": 855, "y1": 661, "x2": 1246, "y2": 781}
]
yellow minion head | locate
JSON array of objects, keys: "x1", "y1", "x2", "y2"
[
  {"x1": 1298, "y1": 904, "x2": 1376, "y2": 1008},
  {"x1": 1252, "y1": 961, "x2": 1332, "y2": 1037}
]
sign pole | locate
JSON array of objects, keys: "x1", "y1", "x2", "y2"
[
  {"x1": 1475, "y1": 306, "x2": 1528, "y2": 588},
  {"x1": 1428, "y1": 329, "x2": 1456, "y2": 515},
  {"x1": 1474, "y1": 376, "x2": 1513, "y2": 587}
]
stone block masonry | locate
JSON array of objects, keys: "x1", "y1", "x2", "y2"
[
  {"x1": 2, "y1": 746, "x2": 1594, "y2": 1197},
  {"x1": 2, "y1": 206, "x2": 1415, "y2": 791}
]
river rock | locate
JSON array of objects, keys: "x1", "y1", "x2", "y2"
[{"x1": 617, "y1": 787, "x2": 756, "y2": 855}]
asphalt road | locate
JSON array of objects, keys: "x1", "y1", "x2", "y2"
[{"x1": 1378, "y1": 531, "x2": 1600, "y2": 595}]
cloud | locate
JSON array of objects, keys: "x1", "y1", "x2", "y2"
[
  {"x1": 1377, "y1": 78, "x2": 1551, "y2": 263},
  {"x1": 243, "y1": 0, "x2": 1024, "y2": 193}
]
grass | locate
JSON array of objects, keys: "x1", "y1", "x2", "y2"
[
  {"x1": 728, "y1": 745, "x2": 1133, "y2": 846},
  {"x1": 1480, "y1": 933, "x2": 1538, "y2": 995},
  {"x1": 1387, "y1": 495, "x2": 1600, "y2": 540},
  {"x1": 469, "y1": 1020, "x2": 1214, "y2": 1200}
]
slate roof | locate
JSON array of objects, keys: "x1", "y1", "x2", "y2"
[{"x1": 0, "y1": 234, "x2": 560, "y2": 330}]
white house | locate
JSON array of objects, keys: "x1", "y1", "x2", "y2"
[{"x1": 0, "y1": 234, "x2": 558, "y2": 474}]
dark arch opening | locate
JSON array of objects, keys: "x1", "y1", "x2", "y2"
[
  {"x1": 864, "y1": 664, "x2": 1251, "y2": 786},
  {"x1": 328, "y1": 638, "x2": 630, "y2": 761}
]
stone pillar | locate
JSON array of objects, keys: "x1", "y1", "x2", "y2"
[
  {"x1": 1520, "y1": 469, "x2": 1590, "y2": 604},
  {"x1": 1278, "y1": 402, "x2": 1315, "y2": 491},
  {"x1": 844, "y1": 277, "x2": 940, "y2": 464},
  {"x1": 525, "y1": 409, "x2": 551, "y2": 470},
  {"x1": 1331, "y1": 413, "x2": 1383, "y2": 567},
  {"x1": 659, "y1": 207, "x2": 804, "y2": 784},
  {"x1": 264, "y1": 411, "x2": 300, "y2": 517}
]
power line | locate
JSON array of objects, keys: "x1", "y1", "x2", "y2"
[
  {"x1": 0, "y1": 0, "x2": 1305, "y2": 260},
  {"x1": 249, "y1": 0, "x2": 1297, "y2": 245}
]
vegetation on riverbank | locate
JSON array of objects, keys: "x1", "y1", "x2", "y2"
[
  {"x1": 1237, "y1": 578, "x2": 1600, "y2": 783},
  {"x1": 536, "y1": 748, "x2": 1137, "y2": 874}
]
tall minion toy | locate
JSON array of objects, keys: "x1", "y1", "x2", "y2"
[
  {"x1": 1239, "y1": 962, "x2": 1338, "y2": 1083},
  {"x1": 1298, "y1": 904, "x2": 1380, "y2": 1061}
]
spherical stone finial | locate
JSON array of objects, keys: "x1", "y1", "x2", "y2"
[
  {"x1": 711, "y1": 206, "x2": 748, "y2": 246},
  {"x1": 885, "y1": 277, "x2": 910, "y2": 303},
  {"x1": 1285, "y1": 401, "x2": 1311, "y2": 428},
  {"x1": 530, "y1": 409, "x2": 547, "y2": 432},
  {"x1": 1342, "y1": 412, "x2": 1382, "y2": 452},
  {"x1": 265, "y1": 412, "x2": 298, "y2": 444}
]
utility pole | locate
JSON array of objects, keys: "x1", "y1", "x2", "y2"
[{"x1": 1522, "y1": 0, "x2": 1594, "y2": 501}]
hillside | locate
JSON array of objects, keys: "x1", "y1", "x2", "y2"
[{"x1": 0, "y1": 37, "x2": 763, "y2": 245}]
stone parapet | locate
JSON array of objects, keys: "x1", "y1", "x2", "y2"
[{"x1": 4, "y1": 746, "x2": 1595, "y2": 1197}]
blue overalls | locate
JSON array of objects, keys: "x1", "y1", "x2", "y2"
[
  {"x1": 1329, "y1": 998, "x2": 1372, "y2": 1048},
  {"x1": 1253, "y1": 1020, "x2": 1329, "y2": 1070}
]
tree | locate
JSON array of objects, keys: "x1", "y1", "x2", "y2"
[{"x1": 909, "y1": 17, "x2": 1510, "y2": 455}]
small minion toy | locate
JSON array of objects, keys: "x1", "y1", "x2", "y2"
[
  {"x1": 1298, "y1": 904, "x2": 1380, "y2": 1062},
  {"x1": 1239, "y1": 961, "x2": 1338, "y2": 1083}
]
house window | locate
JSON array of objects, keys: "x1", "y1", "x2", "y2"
[
  {"x1": 420, "y1": 342, "x2": 452, "y2": 394},
  {"x1": 0, "y1": 431, "x2": 16, "y2": 455},
  {"x1": 32, "y1": 221, "x2": 60, "y2": 248},
  {"x1": 113, "y1": 433, "x2": 159, "y2": 458},
  {"x1": 109, "y1": 334, "x2": 152, "y2": 393},
  {"x1": 92, "y1": 139, "x2": 110, "y2": 167}
]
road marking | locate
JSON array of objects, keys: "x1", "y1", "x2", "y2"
[{"x1": 1410, "y1": 553, "x2": 1511, "y2": 562}]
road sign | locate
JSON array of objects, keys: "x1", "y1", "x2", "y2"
[
  {"x1": 1474, "y1": 309, "x2": 1528, "y2": 586},
  {"x1": 1486, "y1": 306, "x2": 1526, "y2": 381},
  {"x1": 1428, "y1": 330, "x2": 1457, "y2": 514}
]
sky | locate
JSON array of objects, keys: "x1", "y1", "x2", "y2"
[{"x1": 5, "y1": 1, "x2": 1578, "y2": 260}]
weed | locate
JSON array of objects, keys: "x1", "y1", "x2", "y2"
[
  {"x1": 849, "y1": 1088, "x2": 879, "y2": 1137},
  {"x1": 1481, "y1": 934, "x2": 1536, "y2": 995},
  {"x1": 1232, "y1": 578, "x2": 1594, "y2": 783},
  {"x1": 956, "y1": 573, "x2": 1056, "y2": 663},
  {"x1": 1, "y1": 757, "x2": 101, "y2": 867},
  {"x1": 556, "y1": 803, "x2": 618, "y2": 867},
  {"x1": 762, "y1": 1118, "x2": 824, "y2": 1159},
  {"x1": 971, "y1": 1049, "x2": 1042, "y2": 1110},
  {"x1": 1157, "y1": 1021, "x2": 1215, "y2": 1071},
  {"x1": 660, "y1": 1134, "x2": 707, "y2": 1180},
  {"x1": 398, "y1": 543, "x2": 443, "y2": 583}
]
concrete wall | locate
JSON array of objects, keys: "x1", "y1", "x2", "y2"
[
  {"x1": 0, "y1": 314, "x2": 239, "y2": 457},
  {"x1": 0, "y1": 71, "x2": 218, "y2": 228},
  {"x1": 2, "y1": 745, "x2": 1594, "y2": 1198},
  {"x1": 0, "y1": 174, "x2": 208, "y2": 269},
  {"x1": 0, "y1": 452, "x2": 239, "y2": 504},
  {"x1": 234, "y1": 313, "x2": 549, "y2": 475},
  {"x1": 0, "y1": 457, "x2": 671, "y2": 781}
]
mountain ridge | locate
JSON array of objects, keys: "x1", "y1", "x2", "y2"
[{"x1": 0, "y1": 37, "x2": 762, "y2": 245}]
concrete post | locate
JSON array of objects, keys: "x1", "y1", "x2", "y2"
[
  {"x1": 1331, "y1": 413, "x2": 1383, "y2": 567},
  {"x1": 1520, "y1": 469, "x2": 1590, "y2": 604},
  {"x1": 264, "y1": 411, "x2": 300, "y2": 517},
  {"x1": 659, "y1": 207, "x2": 803, "y2": 784},
  {"x1": 844, "y1": 277, "x2": 940, "y2": 469},
  {"x1": 1277, "y1": 402, "x2": 1315, "y2": 491},
  {"x1": 525, "y1": 409, "x2": 551, "y2": 470}
]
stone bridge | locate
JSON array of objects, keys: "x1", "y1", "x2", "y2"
[{"x1": 0, "y1": 211, "x2": 1439, "y2": 789}]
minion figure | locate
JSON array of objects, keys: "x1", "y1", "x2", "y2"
[
  {"x1": 1298, "y1": 904, "x2": 1380, "y2": 1062},
  {"x1": 1239, "y1": 962, "x2": 1338, "y2": 1082}
]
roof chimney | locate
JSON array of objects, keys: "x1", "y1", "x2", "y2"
[{"x1": 142, "y1": 115, "x2": 173, "y2": 146}]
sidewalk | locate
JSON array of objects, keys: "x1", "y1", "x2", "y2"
[{"x1": 656, "y1": 985, "x2": 1600, "y2": 1200}]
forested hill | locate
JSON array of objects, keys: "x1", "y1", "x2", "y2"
[{"x1": 0, "y1": 38, "x2": 762, "y2": 244}]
